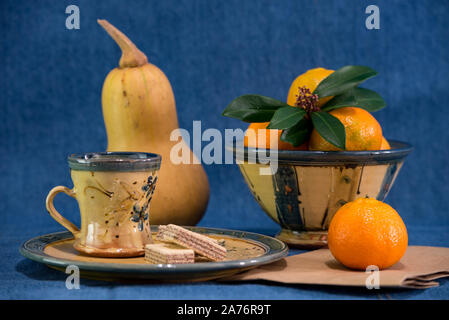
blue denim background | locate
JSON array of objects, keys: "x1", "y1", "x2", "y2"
[{"x1": 1, "y1": 0, "x2": 448, "y2": 299}]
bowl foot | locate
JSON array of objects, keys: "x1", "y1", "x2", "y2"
[{"x1": 276, "y1": 229, "x2": 328, "y2": 249}]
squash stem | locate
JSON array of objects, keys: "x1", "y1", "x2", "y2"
[{"x1": 97, "y1": 19, "x2": 148, "y2": 68}]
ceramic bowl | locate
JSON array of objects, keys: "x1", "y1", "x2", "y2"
[{"x1": 229, "y1": 140, "x2": 413, "y2": 249}]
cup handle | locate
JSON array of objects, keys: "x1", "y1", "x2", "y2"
[{"x1": 45, "y1": 186, "x2": 80, "y2": 236}]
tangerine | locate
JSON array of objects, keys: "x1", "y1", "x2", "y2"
[
  {"x1": 309, "y1": 107, "x2": 383, "y2": 151},
  {"x1": 328, "y1": 198, "x2": 408, "y2": 270},
  {"x1": 243, "y1": 122, "x2": 307, "y2": 150},
  {"x1": 287, "y1": 67, "x2": 334, "y2": 107},
  {"x1": 380, "y1": 137, "x2": 391, "y2": 150},
  {"x1": 244, "y1": 68, "x2": 334, "y2": 150}
]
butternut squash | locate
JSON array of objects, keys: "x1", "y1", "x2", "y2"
[{"x1": 98, "y1": 19, "x2": 209, "y2": 225}]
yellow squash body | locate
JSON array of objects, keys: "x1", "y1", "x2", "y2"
[{"x1": 100, "y1": 20, "x2": 209, "y2": 225}]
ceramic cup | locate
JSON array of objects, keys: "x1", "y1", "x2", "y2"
[{"x1": 45, "y1": 152, "x2": 161, "y2": 257}]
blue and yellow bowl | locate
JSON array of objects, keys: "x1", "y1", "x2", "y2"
[{"x1": 230, "y1": 140, "x2": 413, "y2": 249}]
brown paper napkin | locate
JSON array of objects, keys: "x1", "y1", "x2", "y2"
[{"x1": 221, "y1": 246, "x2": 449, "y2": 289}]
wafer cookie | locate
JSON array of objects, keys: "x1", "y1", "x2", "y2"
[
  {"x1": 145, "y1": 243, "x2": 195, "y2": 264},
  {"x1": 156, "y1": 224, "x2": 227, "y2": 261}
]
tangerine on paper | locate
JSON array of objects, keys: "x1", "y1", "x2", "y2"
[
  {"x1": 243, "y1": 122, "x2": 307, "y2": 150},
  {"x1": 309, "y1": 107, "x2": 383, "y2": 151},
  {"x1": 327, "y1": 198, "x2": 408, "y2": 270}
]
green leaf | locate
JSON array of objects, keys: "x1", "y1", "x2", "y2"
[
  {"x1": 280, "y1": 118, "x2": 312, "y2": 147},
  {"x1": 266, "y1": 107, "x2": 306, "y2": 130},
  {"x1": 311, "y1": 111, "x2": 346, "y2": 149},
  {"x1": 321, "y1": 87, "x2": 386, "y2": 112},
  {"x1": 314, "y1": 65, "x2": 378, "y2": 98},
  {"x1": 222, "y1": 94, "x2": 289, "y2": 122}
]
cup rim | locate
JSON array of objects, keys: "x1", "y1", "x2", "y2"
[
  {"x1": 68, "y1": 152, "x2": 162, "y2": 172},
  {"x1": 228, "y1": 139, "x2": 413, "y2": 165}
]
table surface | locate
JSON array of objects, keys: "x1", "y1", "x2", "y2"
[{"x1": 4, "y1": 224, "x2": 448, "y2": 300}]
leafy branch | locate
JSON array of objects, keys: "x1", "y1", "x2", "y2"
[{"x1": 222, "y1": 65, "x2": 386, "y2": 149}]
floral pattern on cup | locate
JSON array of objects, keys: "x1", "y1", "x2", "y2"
[{"x1": 131, "y1": 176, "x2": 158, "y2": 231}]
